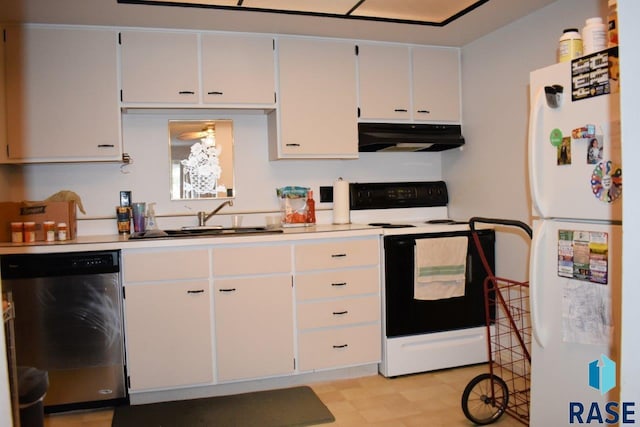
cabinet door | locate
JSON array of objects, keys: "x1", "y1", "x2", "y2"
[
  {"x1": 120, "y1": 31, "x2": 199, "y2": 103},
  {"x1": 274, "y1": 38, "x2": 358, "y2": 158},
  {"x1": 357, "y1": 44, "x2": 411, "y2": 121},
  {"x1": 124, "y1": 280, "x2": 214, "y2": 391},
  {"x1": 202, "y1": 34, "x2": 275, "y2": 105},
  {"x1": 215, "y1": 275, "x2": 294, "y2": 382},
  {"x1": 4, "y1": 26, "x2": 121, "y2": 162},
  {"x1": 412, "y1": 47, "x2": 461, "y2": 122}
]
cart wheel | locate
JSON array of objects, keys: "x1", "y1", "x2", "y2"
[{"x1": 461, "y1": 373, "x2": 509, "y2": 425}]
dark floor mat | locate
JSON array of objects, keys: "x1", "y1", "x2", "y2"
[{"x1": 111, "y1": 385, "x2": 335, "y2": 427}]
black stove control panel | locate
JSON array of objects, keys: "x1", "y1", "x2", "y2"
[{"x1": 350, "y1": 181, "x2": 448, "y2": 210}]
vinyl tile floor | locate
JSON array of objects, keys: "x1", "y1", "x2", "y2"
[{"x1": 42, "y1": 364, "x2": 527, "y2": 427}]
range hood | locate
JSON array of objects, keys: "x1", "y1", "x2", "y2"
[{"x1": 358, "y1": 123, "x2": 465, "y2": 152}]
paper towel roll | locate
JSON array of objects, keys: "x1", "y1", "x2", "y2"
[{"x1": 332, "y1": 178, "x2": 350, "y2": 224}]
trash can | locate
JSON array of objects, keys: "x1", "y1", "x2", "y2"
[{"x1": 17, "y1": 367, "x2": 49, "y2": 427}]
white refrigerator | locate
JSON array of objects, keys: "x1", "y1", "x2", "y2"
[{"x1": 528, "y1": 56, "x2": 622, "y2": 426}]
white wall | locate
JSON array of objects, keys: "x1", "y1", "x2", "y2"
[
  {"x1": 445, "y1": 0, "x2": 604, "y2": 280},
  {"x1": 4, "y1": 112, "x2": 442, "y2": 233}
]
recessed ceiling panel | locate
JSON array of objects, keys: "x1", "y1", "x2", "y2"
[
  {"x1": 241, "y1": 0, "x2": 358, "y2": 15},
  {"x1": 353, "y1": 0, "x2": 481, "y2": 23},
  {"x1": 120, "y1": 0, "x2": 489, "y2": 25},
  {"x1": 148, "y1": 0, "x2": 239, "y2": 6}
]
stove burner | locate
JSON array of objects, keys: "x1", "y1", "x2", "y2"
[
  {"x1": 425, "y1": 219, "x2": 469, "y2": 225},
  {"x1": 368, "y1": 223, "x2": 417, "y2": 229}
]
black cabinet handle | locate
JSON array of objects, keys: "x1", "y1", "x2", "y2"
[
  {"x1": 332, "y1": 344, "x2": 348, "y2": 349},
  {"x1": 219, "y1": 288, "x2": 237, "y2": 292},
  {"x1": 394, "y1": 108, "x2": 408, "y2": 112},
  {"x1": 187, "y1": 289, "x2": 204, "y2": 294},
  {"x1": 331, "y1": 253, "x2": 347, "y2": 258},
  {"x1": 207, "y1": 91, "x2": 223, "y2": 95},
  {"x1": 332, "y1": 311, "x2": 348, "y2": 315},
  {"x1": 331, "y1": 282, "x2": 347, "y2": 287},
  {"x1": 416, "y1": 110, "x2": 431, "y2": 114},
  {"x1": 178, "y1": 91, "x2": 195, "y2": 95},
  {"x1": 285, "y1": 143, "x2": 301, "y2": 147},
  {"x1": 97, "y1": 144, "x2": 115, "y2": 148}
]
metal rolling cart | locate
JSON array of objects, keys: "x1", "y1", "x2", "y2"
[
  {"x1": 461, "y1": 217, "x2": 533, "y2": 425},
  {"x1": 3, "y1": 292, "x2": 20, "y2": 427}
]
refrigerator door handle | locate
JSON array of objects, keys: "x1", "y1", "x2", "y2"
[
  {"x1": 528, "y1": 87, "x2": 545, "y2": 217},
  {"x1": 530, "y1": 222, "x2": 548, "y2": 348}
]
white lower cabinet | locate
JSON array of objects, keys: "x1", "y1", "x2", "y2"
[
  {"x1": 122, "y1": 248, "x2": 214, "y2": 391},
  {"x1": 294, "y1": 238, "x2": 381, "y2": 372},
  {"x1": 121, "y1": 235, "x2": 381, "y2": 395},
  {"x1": 212, "y1": 244, "x2": 294, "y2": 382},
  {"x1": 214, "y1": 276, "x2": 294, "y2": 381}
]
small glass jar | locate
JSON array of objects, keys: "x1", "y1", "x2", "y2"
[
  {"x1": 57, "y1": 222, "x2": 68, "y2": 241},
  {"x1": 23, "y1": 221, "x2": 36, "y2": 243},
  {"x1": 11, "y1": 222, "x2": 24, "y2": 243},
  {"x1": 43, "y1": 221, "x2": 56, "y2": 242}
]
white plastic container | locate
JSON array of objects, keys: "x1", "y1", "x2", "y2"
[
  {"x1": 582, "y1": 17, "x2": 607, "y2": 55},
  {"x1": 558, "y1": 28, "x2": 583, "y2": 62}
]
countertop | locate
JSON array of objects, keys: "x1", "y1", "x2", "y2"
[{"x1": 0, "y1": 223, "x2": 383, "y2": 255}]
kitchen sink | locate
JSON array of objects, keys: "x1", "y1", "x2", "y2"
[{"x1": 129, "y1": 226, "x2": 283, "y2": 240}]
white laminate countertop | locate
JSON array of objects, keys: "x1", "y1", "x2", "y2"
[{"x1": 0, "y1": 223, "x2": 383, "y2": 255}]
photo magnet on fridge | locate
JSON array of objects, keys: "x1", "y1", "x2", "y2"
[
  {"x1": 557, "y1": 137, "x2": 571, "y2": 165},
  {"x1": 587, "y1": 135, "x2": 603, "y2": 165}
]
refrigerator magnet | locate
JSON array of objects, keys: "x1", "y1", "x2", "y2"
[
  {"x1": 587, "y1": 135, "x2": 604, "y2": 164},
  {"x1": 571, "y1": 124, "x2": 596, "y2": 139},
  {"x1": 550, "y1": 128, "x2": 563, "y2": 146},
  {"x1": 557, "y1": 137, "x2": 571, "y2": 165},
  {"x1": 591, "y1": 160, "x2": 622, "y2": 203}
]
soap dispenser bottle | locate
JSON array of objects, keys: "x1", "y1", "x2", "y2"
[{"x1": 146, "y1": 203, "x2": 158, "y2": 230}]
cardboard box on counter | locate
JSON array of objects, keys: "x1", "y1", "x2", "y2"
[{"x1": 0, "y1": 201, "x2": 77, "y2": 242}]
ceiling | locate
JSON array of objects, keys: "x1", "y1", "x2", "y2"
[{"x1": 2, "y1": 0, "x2": 559, "y2": 46}]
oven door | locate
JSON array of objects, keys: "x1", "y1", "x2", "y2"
[{"x1": 383, "y1": 229, "x2": 495, "y2": 338}]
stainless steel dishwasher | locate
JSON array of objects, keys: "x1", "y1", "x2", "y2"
[{"x1": 0, "y1": 250, "x2": 127, "y2": 412}]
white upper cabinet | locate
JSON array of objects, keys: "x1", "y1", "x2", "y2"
[
  {"x1": 120, "y1": 31, "x2": 276, "y2": 107},
  {"x1": 412, "y1": 47, "x2": 461, "y2": 122},
  {"x1": 3, "y1": 25, "x2": 121, "y2": 163},
  {"x1": 357, "y1": 44, "x2": 412, "y2": 121},
  {"x1": 201, "y1": 34, "x2": 275, "y2": 105},
  {"x1": 120, "y1": 31, "x2": 199, "y2": 104},
  {"x1": 269, "y1": 37, "x2": 358, "y2": 159},
  {"x1": 357, "y1": 43, "x2": 461, "y2": 123}
]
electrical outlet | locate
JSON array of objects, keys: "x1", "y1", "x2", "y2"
[{"x1": 319, "y1": 186, "x2": 333, "y2": 203}]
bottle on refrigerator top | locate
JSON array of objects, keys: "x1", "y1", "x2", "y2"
[
  {"x1": 57, "y1": 223, "x2": 68, "y2": 241},
  {"x1": 23, "y1": 222, "x2": 36, "y2": 243},
  {"x1": 582, "y1": 17, "x2": 607, "y2": 55},
  {"x1": 10, "y1": 222, "x2": 23, "y2": 243},
  {"x1": 608, "y1": 0, "x2": 618, "y2": 47},
  {"x1": 558, "y1": 28, "x2": 583, "y2": 62},
  {"x1": 43, "y1": 221, "x2": 56, "y2": 242}
]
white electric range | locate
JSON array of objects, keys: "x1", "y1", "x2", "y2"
[{"x1": 349, "y1": 182, "x2": 494, "y2": 377}]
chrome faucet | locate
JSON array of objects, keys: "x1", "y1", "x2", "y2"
[{"x1": 197, "y1": 200, "x2": 233, "y2": 226}]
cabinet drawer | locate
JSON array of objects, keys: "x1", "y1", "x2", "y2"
[
  {"x1": 298, "y1": 324, "x2": 381, "y2": 371},
  {"x1": 212, "y1": 245, "x2": 291, "y2": 276},
  {"x1": 123, "y1": 249, "x2": 209, "y2": 282},
  {"x1": 297, "y1": 295, "x2": 380, "y2": 330},
  {"x1": 296, "y1": 267, "x2": 379, "y2": 301},
  {"x1": 294, "y1": 239, "x2": 379, "y2": 271}
]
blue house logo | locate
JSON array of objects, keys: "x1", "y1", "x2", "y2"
[{"x1": 588, "y1": 354, "x2": 616, "y2": 395}]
